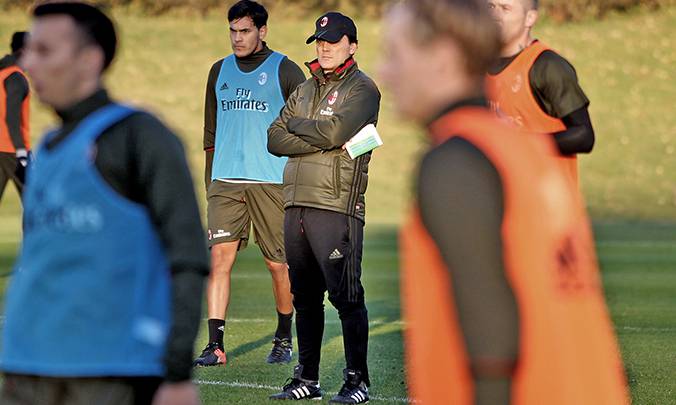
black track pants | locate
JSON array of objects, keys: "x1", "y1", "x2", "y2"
[{"x1": 284, "y1": 207, "x2": 369, "y2": 386}]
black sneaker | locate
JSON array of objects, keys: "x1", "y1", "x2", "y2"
[
  {"x1": 269, "y1": 364, "x2": 323, "y2": 400},
  {"x1": 329, "y1": 369, "x2": 369, "y2": 404},
  {"x1": 192, "y1": 341, "x2": 226, "y2": 367},
  {"x1": 267, "y1": 337, "x2": 293, "y2": 364}
]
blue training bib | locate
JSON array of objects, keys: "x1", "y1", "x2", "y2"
[
  {"x1": 1, "y1": 104, "x2": 171, "y2": 377},
  {"x1": 211, "y1": 51, "x2": 288, "y2": 183}
]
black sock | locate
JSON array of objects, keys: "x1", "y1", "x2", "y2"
[
  {"x1": 207, "y1": 318, "x2": 225, "y2": 348},
  {"x1": 275, "y1": 311, "x2": 293, "y2": 340}
]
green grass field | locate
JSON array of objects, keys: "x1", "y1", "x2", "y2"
[
  {"x1": 0, "y1": 220, "x2": 674, "y2": 403},
  {"x1": 0, "y1": 5, "x2": 675, "y2": 404}
]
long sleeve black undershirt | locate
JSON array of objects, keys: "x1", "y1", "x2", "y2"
[
  {"x1": 489, "y1": 47, "x2": 595, "y2": 156},
  {"x1": 418, "y1": 135, "x2": 519, "y2": 405},
  {"x1": 555, "y1": 106, "x2": 595, "y2": 155},
  {"x1": 46, "y1": 89, "x2": 209, "y2": 382}
]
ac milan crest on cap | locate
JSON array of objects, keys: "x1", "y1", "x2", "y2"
[{"x1": 306, "y1": 11, "x2": 357, "y2": 44}]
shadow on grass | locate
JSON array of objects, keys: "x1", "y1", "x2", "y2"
[
  {"x1": 224, "y1": 321, "x2": 342, "y2": 362},
  {"x1": 366, "y1": 298, "x2": 401, "y2": 324},
  {"x1": 228, "y1": 332, "x2": 275, "y2": 361},
  {"x1": 322, "y1": 328, "x2": 406, "y2": 396}
]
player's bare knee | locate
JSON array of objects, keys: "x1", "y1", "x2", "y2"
[
  {"x1": 265, "y1": 260, "x2": 288, "y2": 277},
  {"x1": 210, "y1": 242, "x2": 238, "y2": 271}
]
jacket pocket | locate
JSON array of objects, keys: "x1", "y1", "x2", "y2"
[{"x1": 332, "y1": 155, "x2": 341, "y2": 197}]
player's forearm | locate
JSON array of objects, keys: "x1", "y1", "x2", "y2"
[
  {"x1": 267, "y1": 121, "x2": 320, "y2": 157},
  {"x1": 553, "y1": 107, "x2": 595, "y2": 155},
  {"x1": 203, "y1": 84, "x2": 216, "y2": 189},
  {"x1": 471, "y1": 356, "x2": 517, "y2": 404},
  {"x1": 204, "y1": 148, "x2": 214, "y2": 189},
  {"x1": 288, "y1": 106, "x2": 377, "y2": 150},
  {"x1": 164, "y1": 269, "x2": 205, "y2": 382},
  {"x1": 4, "y1": 75, "x2": 28, "y2": 150},
  {"x1": 203, "y1": 63, "x2": 219, "y2": 151},
  {"x1": 285, "y1": 80, "x2": 380, "y2": 150},
  {"x1": 419, "y1": 137, "x2": 519, "y2": 405},
  {"x1": 135, "y1": 126, "x2": 208, "y2": 382},
  {"x1": 474, "y1": 378, "x2": 512, "y2": 405},
  {"x1": 287, "y1": 117, "x2": 351, "y2": 150},
  {"x1": 6, "y1": 102, "x2": 25, "y2": 150}
]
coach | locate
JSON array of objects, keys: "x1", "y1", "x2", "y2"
[{"x1": 267, "y1": 11, "x2": 380, "y2": 404}]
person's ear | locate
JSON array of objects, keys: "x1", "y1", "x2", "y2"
[
  {"x1": 525, "y1": 9, "x2": 538, "y2": 29},
  {"x1": 434, "y1": 38, "x2": 467, "y2": 81},
  {"x1": 349, "y1": 42, "x2": 358, "y2": 55},
  {"x1": 259, "y1": 25, "x2": 268, "y2": 41},
  {"x1": 79, "y1": 45, "x2": 105, "y2": 76}
]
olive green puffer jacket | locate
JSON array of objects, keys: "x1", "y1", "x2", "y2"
[{"x1": 267, "y1": 58, "x2": 381, "y2": 221}]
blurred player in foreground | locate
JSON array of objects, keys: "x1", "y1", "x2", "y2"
[
  {"x1": 0, "y1": 3, "x2": 208, "y2": 405},
  {"x1": 379, "y1": 0, "x2": 629, "y2": 403}
]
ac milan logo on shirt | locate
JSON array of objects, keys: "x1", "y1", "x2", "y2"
[
  {"x1": 511, "y1": 74, "x2": 523, "y2": 93},
  {"x1": 258, "y1": 72, "x2": 268, "y2": 85},
  {"x1": 320, "y1": 16, "x2": 329, "y2": 27},
  {"x1": 328, "y1": 90, "x2": 338, "y2": 105}
]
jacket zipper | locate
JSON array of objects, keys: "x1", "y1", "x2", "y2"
[{"x1": 333, "y1": 155, "x2": 341, "y2": 197}]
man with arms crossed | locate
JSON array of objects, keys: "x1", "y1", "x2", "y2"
[
  {"x1": 0, "y1": 3, "x2": 208, "y2": 405},
  {"x1": 486, "y1": 0, "x2": 595, "y2": 188},
  {"x1": 194, "y1": 0, "x2": 306, "y2": 367},
  {"x1": 268, "y1": 12, "x2": 380, "y2": 404},
  {"x1": 380, "y1": 0, "x2": 628, "y2": 404}
]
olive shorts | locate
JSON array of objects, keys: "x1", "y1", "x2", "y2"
[{"x1": 206, "y1": 181, "x2": 286, "y2": 263}]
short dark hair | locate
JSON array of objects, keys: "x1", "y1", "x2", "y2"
[
  {"x1": 10, "y1": 32, "x2": 28, "y2": 54},
  {"x1": 33, "y1": 2, "x2": 117, "y2": 72},
  {"x1": 228, "y1": 0, "x2": 268, "y2": 29}
]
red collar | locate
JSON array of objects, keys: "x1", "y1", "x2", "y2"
[
  {"x1": 307, "y1": 57, "x2": 356, "y2": 82},
  {"x1": 334, "y1": 57, "x2": 356, "y2": 75}
]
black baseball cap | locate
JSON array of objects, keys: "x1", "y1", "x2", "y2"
[{"x1": 306, "y1": 12, "x2": 357, "y2": 44}]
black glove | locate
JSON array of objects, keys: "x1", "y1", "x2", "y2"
[{"x1": 15, "y1": 148, "x2": 31, "y2": 184}]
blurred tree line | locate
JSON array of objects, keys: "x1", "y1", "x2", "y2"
[
  {"x1": 1, "y1": 0, "x2": 672, "y2": 21},
  {"x1": 541, "y1": 0, "x2": 669, "y2": 21}
]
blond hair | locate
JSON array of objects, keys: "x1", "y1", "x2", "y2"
[{"x1": 400, "y1": 0, "x2": 502, "y2": 76}]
